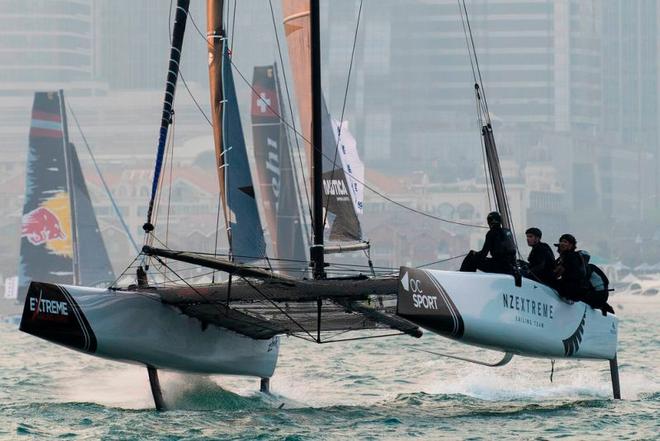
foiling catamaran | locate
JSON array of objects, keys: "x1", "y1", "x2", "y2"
[{"x1": 19, "y1": 0, "x2": 620, "y2": 410}]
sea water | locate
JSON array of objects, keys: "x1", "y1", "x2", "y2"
[{"x1": 1, "y1": 295, "x2": 658, "y2": 440}]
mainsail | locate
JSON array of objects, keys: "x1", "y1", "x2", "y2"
[
  {"x1": 281, "y1": 0, "x2": 312, "y2": 172},
  {"x1": 18, "y1": 91, "x2": 114, "y2": 301},
  {"x1": 208, "y1": 2, "x2": 266, "y2": 263},
  {"x1": 251, "y1": 65, "x2": 307, "y2": 275},
  {"x1": 282, "y1": 0, "x2": 364, "y2": 244}
]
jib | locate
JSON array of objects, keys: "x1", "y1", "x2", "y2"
[{"x1": 412, "y1": 293, "x2": 438, "y2": 310}]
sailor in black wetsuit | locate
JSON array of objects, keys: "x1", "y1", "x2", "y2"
[
  {"x1": 525, "y1": 227, "x2": 555, "y2": 285},
  {"x1": 460, "y1": 211, "x2": 516, "y2": 275},
  {"x1": 552, "y1": 234, "x2": 587, "y2": 301}
]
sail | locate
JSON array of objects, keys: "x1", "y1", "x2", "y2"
[
  {"x1": 66, "y1": 142, "x2": 115, "y2": 286},
  {"x1": 19, "y1": 92, "x2": 74, "y2": 301},
  {"x1": 251, "y1": 65, "x2": 307, "y2": 275},
  {"x1": 321, "y1": 98, "x2": 363, "y2": 242},
  {"x1": 281, "y1": 0, "x2": 312, "y2": 172},
  {"x1": 221, "y1": 47, "x2": 267, "y2": 262},
  {"x1": 18, "y1": 91, "x2": 114, "y2": 302},
  {"x1": 207, "y1": 1, "x2": 265, "y2": 262},
  {"x1": 282, "y1": 0, "x2": 363, "y2": 243}
]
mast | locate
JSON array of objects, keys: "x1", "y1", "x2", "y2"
[
  {"x1": 144, "y1": 0, "x2": 190, "y2": 232},
  {"x1": 58, "y1": 90, "x2": 80, "y2": 284},
  {"x1": 207, "y1": 0, "x2": 226, "y2": 243},
  {"x1": 481, "y1": 118, "x2": 512, "y2": 230},
  {"x1": 208, "y1": 0, "x2": 265, "y2": 263},
  {"x1": 310, "y1": 0, "x2": 325, "y2": 279},
  {"x1": 459, "y1": 1, "x2": 513, "y2": 232}
]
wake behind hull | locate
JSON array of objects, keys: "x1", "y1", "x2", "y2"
[
  {"x1": 397, "y1": 268, "x2": 617, "y2": 360},
  {"x1": 19, "y1": 282, "x2": 279, "y2": 377}
]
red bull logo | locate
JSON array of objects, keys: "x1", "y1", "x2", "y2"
[{"x1": 22, "y1": 207, "x2": 67, "y2": 245}]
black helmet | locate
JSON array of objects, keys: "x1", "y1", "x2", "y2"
[
  {"x1": 486, "y1": 211, "x2": 502, "y2": 225},
  {"x1": 525, "y1": 227, "x2": 542, "y2": 238}
]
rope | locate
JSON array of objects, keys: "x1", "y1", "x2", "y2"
[
  {"x1": 66, "y1": 104, "x2": 140, "y2": 254},
  {"x1": 416, "y1": 253, "x2": 468, "y2": 269}
]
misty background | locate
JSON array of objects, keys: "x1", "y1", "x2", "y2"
[{"x1": 0, "y1": 0, "x2": 658, "y2": 285}]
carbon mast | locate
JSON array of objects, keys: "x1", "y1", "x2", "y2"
[{"x1": 309, "y1": 0, "x2": 325, "y2": 280}]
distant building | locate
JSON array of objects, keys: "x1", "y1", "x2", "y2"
[
  {"x1": 94, "y1": 0, "x2": 208, "y2": 90},
  {"x1": 0, "y1": 1, "x2": 100, "y2": 95}
]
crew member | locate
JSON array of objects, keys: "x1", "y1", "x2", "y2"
[
  {"x1": 552, "y1": 234, "x2": 587, "y2": 301},
  {"x1": 460, "y1": 211, "x2": 516, "y2": 274},
  {"x1": 525, "y1": 227, "x2": 554, "y2": 285}
]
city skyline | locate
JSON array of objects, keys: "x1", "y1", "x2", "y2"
[{"x1": 1, "y1": 0, "x2": 660, "y2": 274}]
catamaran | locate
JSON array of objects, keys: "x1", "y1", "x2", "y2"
[{"x1": 19, "y1": 0, "x2": 620, "y2": 410}]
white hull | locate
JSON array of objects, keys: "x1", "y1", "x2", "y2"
[
  {"x1": 398, "y1": 268, "x2": 617, "y2": 360},
  {"x1": 19, "y1": 282, "x2": 279, "y2": 377}
]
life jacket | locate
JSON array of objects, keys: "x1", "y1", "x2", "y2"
[
  {"x1": 579, "y1": 252, "x2": 613, "y2": 314},
  {"x1": 491, "y1": 227, "x2": 517, "y2": 260}
]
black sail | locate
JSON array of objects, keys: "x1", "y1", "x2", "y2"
[
  {"x1": 251, "y1": 65, "x2": 307, "y2": 276},
  {"x1": 18, "y1": 91, "x2": 114, "y2": 302},
  {"x1": 66, "y1": 142, "x2": 115, "y2": 286},
  {"x1": 19, "y1": 92, "x2": 75, "y2": 301}
]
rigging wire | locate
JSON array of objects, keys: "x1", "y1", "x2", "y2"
[
  {"x1": 66, "y1": 104, "x2": 140, "y2": 254},
  {"x1": 460, "y1": 0, "x2": 490, "y2": 119},
  {"x1": 164, "y1": 113, "x2": 176, "y2": 249},
  {"x1": 229, "y1": 0, "x2": 237, "y2": 54},
  {"x1": 415, "y1": 253, "x2": 467, "y2": 269},
  {"x1": 184, "y1": 8, "x2": 488, "y2": 231},
  {"x1": 228, "y1": 57, "x2": 486, "y2": 229},
  {"x1": 212, "y1": 176, "x2": 224, "y2": 283},
  {"x1": 457, "y1": 1, "x2": 492, "y2": 210},
  {"x1": 457, "y1": 0, "x2": 521, "y2": 257}
]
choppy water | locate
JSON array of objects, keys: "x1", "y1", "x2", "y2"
[{"x1": 1, "y1": 295, "x2": 658, "y2": 440}]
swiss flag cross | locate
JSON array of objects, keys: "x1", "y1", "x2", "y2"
[{"x1": 251, "y1": 86, "x2": 278, "y2": 117}]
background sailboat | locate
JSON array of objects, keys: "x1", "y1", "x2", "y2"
[
  {"x1": 18, "y1": 90, "x2": 115, "y2": 302},
  {"x1": 251, "y1": 64, "x2": 308, "y2": 276}
]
